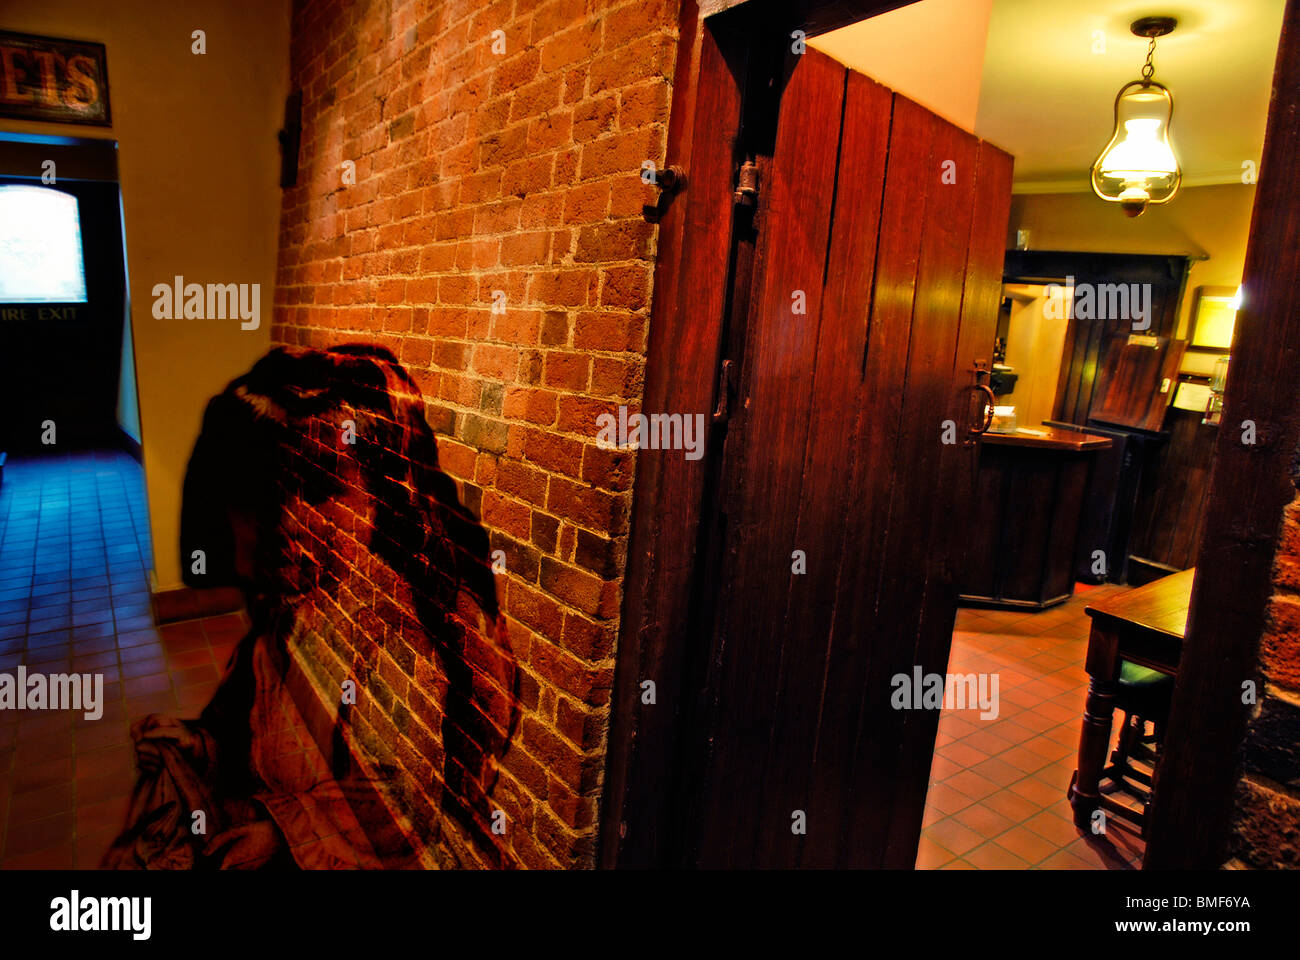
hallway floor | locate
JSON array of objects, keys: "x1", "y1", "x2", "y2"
[
  {"x1": 917, "y1": 586, "x2": 1147, "y2": 869},
  {"x1": 1, "y1": 453, "x2": 1151, "y2": 869},
  {"x1": 0, "y1": 451, "x2": 239, "y2": 869}
]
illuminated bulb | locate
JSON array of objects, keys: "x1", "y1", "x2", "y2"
[{"x1": 1099, "y1": 119, "x2": 1179, "y2": 180}]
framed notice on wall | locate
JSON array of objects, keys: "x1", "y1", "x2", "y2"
[
  {"x1": 1188, "y1": 285, "x2": 1238, "y2": 352},
  {"x1": 0, "y1": 30, "x2": 111, "y2": 126}
]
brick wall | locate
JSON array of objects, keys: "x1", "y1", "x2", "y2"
[
  {"x1": 1230, "y1": 492, "x2": 1300, "y2": 868},
  {"x1": 271, "y1": 0, "x2": 680, "y2": 867}
]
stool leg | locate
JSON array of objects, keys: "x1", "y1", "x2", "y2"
[{"x1": 1111, "y1": 712, "x2": 1138, "y2": 779}]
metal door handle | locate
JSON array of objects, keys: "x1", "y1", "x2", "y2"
[{"x1": 971, "y1": 384, "x2": 996, "y2": 435}]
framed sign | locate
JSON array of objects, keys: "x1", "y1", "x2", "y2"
[
  {"x1": 1188, "y1": 285, "x2": 1239, "y2": 352},
  {"x1": 0, "y1": 30, "x2": 110, "y2": 126}
]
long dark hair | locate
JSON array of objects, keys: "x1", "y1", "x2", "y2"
[{"x1": 181, "y1": 344, "x2": 518, "y2": 864}]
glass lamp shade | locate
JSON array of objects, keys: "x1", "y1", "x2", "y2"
[{"x1": 1091, "y1": 80, "x2": 1181, "y2": 217}]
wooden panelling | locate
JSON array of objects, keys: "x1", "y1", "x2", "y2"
[
  {"x1": 1129, "y1": 405, "x2": 1216, "y2": 572},
  {"x1": 1001, "y1": 251, "x2": 1189, "y2": 427},
  {"x1": 1088, "y1": 336, "x2": 1186, "y2": 433}
]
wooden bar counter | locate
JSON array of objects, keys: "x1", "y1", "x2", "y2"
[{"x1": 959, "y1": 426, "x2": 1113, "y2": 609}]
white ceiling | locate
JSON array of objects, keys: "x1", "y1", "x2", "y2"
[{"x1": 975, "y1": 0, "x2": 1287, "y2": 192}]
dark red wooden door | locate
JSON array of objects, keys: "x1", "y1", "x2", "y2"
[{"x1": 685, "y1": 49, "x2": 1013, "y2": 868}]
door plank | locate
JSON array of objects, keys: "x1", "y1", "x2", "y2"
[
  {"x1": 885, "y1": 140, "x2": 1013, "y2": 866},
  {"x1": 801, "y1": 95, "x2": 940, "y2": 867},
  {"x1": 600, "y1": 7, "x2": 747, "y2": 867},
  {"x1": 756, "y1": 68, "x2": 894, "y2": 868},
  {"x1": 846, "y1": 107, "x2": 978, "y2": 864},
  {"x1": 689, "y1": 47, "x2": 849, "y2": 867}
]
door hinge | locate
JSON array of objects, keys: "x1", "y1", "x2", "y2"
[{"x1": 733, "y1": 159, "x2": 759, "y2": 208}]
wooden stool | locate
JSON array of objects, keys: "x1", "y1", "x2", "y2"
[{"x1": 1076, "y1": 661, "x2": 1172, "y2": 834}]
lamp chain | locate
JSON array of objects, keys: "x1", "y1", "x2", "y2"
[{"x1": 1142, "y1": 37, "x2": 1157, "y2": 81}]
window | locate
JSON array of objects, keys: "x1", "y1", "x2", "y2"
[{"x1": 0, "y1": 185, "x2": 89, "y2": 303}]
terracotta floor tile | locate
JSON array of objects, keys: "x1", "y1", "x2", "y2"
[
  {"x1": 963, "y1": 840, "x2": 1033, "y2": 870},
  {"x1": 122, "y1": 673, "x2": 173, "y2": 698},
  {"x1": 1038, "y1": 846, "x2": 1097, "y2": 870},
  {"x1": 160, "y1": 622, "x2": 207, "y2": 650},
  {"x1": 13, "y1": 756, "x2": 74, "y2": 793},
  {"x1": 14, "y1": 733, "x2": 74, "y2": 763},
  {"x1": 917, "y1": 592, "x2": 1151, "y2": 869},
  {"x1": 8, "y1": 781, "x2": 74, "y2": 823},
  {"x1": 124, "y1": 691, "x2": 179, "y2": 717},
  {"x1": 970, "y1": 755, "x2": 1024, "y2": 788},
  {"x1": 1000, "y1": 744, "x2": 1052, "y2": 775},
  {"x1": 176, "y1": 684, "x2": 219, "y2": 712},
  {"x1": 924, "y1": 782, "x2": 978, "y2": 816},
  {"x1": 76, "y1": 795, "x2": 129, "y2": 835},
  {"x1": 4, "y1": 810, "x2": 75, "y2": 857},
  {"x1": 946, "y1": 769, "x2": 1001, "y2": 801},
  {"x1": 993, "y1": 825, "x2": 1061, "y2": 866},
  {"x1": 925, "y1": 817, "x2": 986, "y2": 857},
  {"x1": 914, "y1": 835, "x2": 955, "y2": 869},
  {"x1": 1061, "y1": 835, "x2": 1137, "y2": 870},
  {"x1": 2, "y1": 840, "x2": 76, "y2": 869},
  {"x1": 75, "y1": 720, "x2": 132, "y2": 751},
  {"x1": 952, "y1": 801, "x2": 1017, "y2": 840},
  {"x1": 937, "y1": 740, "x2": 989, "y2": 768},
  {"x1": 75, "y1": 745, "x2": 133, "y2": 782},
  {"x1": 1023, "y1": 809, "x2": 1085, "y2": 847},
  {"x1": 930, "y1": 754, "x2": 963, "y2": 781},
  {"x1": 961, "y1": 728, "x2": 1016, "y2": 757},
  {"x1": 922, "y1": 801, "x2": 947, "y2": 828},
  {"x1": 74, "y1": 825, "x2": 119, "y2": 868},
  {"x1": 168, "y1": 648, "x2": 216, "y2": 670},
  {"x1": 1022, "y1": 736, "x2": 1071, "y2": 761},
  {"x1": 1009, "y1": 775, "x2": 1065, "y2": 808}
]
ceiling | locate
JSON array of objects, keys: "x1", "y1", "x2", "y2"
[{"x1": 975, "y1": 0, "x2": 1287, "y2": 192}]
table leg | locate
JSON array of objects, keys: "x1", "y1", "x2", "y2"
[{"x1": 1070, "y1": 675, "x2": 1117, "y2": 828}]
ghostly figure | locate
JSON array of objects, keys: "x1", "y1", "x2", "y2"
[{"x1": 104, "y1": 345, "x2": 518, "y2": 869}]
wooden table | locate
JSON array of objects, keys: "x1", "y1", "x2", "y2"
[{"x1": 1067, "y1": 567, "x2": 1194, "y2": 829}]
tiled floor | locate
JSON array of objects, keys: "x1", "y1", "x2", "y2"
[
  {"x1": 916, "y1": 585, "x2": 1148, "y2": 869},
  {"x1": 0, "y1": 451, "x2": 242, "y2": 869},
  {"x1": 0, "y1": 452, "x2": 1151, "y2": 870}
]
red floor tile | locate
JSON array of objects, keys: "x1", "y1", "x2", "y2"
[
  {"x1": 963, "y1": 840, "x2": 1033, "y2": 869},
  {"x1": 926, "y1": 817, "x2": 985, "y2": 857},
  {"x1": 919, "y1": 590, "x2": 1146, "y2": 870}
]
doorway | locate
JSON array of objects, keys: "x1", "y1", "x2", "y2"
[
  {"x1": 603, "y1": 0, "x2": 1012, "y2": 868},
  {"x1": 602, "y1": 0, "x2": 1300, "y2": 871}
]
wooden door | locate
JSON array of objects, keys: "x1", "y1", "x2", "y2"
[{"x1": 683, "y1": 49, "x2": 1013, "y2": 868}]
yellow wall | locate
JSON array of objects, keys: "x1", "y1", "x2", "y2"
[
  {"x1": 1002, "y1": 285, "x2": 1068, "y2": 429},
  {"x1": 0, "y1": 0, "x2": 290, "y2": 589},
  {"x1": 808, "y1": 0, "x2": 994, "y2": 133},
  {"x1": 1008, "y1": 184, "x2": 1256, "y2": 374}
]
